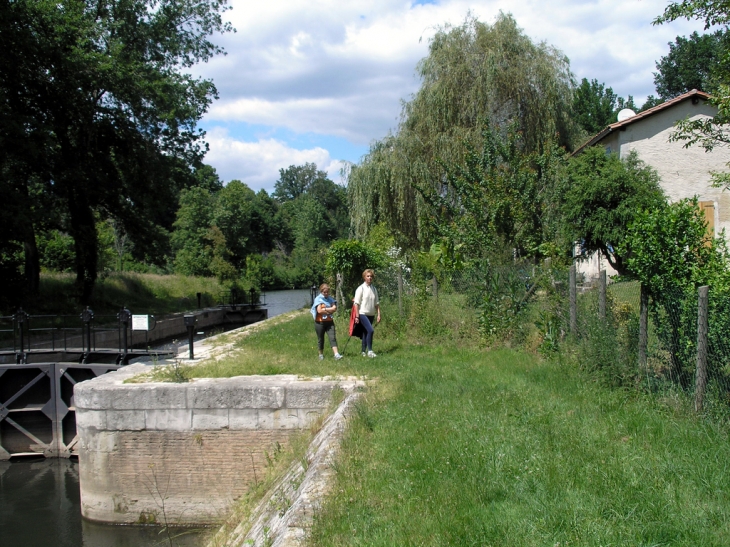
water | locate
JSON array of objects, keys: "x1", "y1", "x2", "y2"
[
  {"x1": 0, "y1": 290, "x2": 311, "y2": 547},
  {"x1": 263, "y1": 288, "x2": 312, "y2": 318},
  {"x1": 0, "y1": 458, "x2": 205, "y2": 547}
]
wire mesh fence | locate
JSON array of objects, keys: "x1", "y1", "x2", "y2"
[
  {"x1": 559, "y1": 268, "x2": 730, "y2": 416},
  {"x1": 361, "y1": 257, "x2": 730, "y2": 416}
]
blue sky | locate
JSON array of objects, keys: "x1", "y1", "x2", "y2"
[{"x1": 192, "y1": 0, "x2": 704, "y2": 193}]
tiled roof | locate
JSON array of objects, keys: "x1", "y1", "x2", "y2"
[{"x1": 572, "y1": 89, "x2": 712, "y2": 155}]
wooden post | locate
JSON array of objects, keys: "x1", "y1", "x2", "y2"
[
  {"x1": 432, "y1": 276, "x2": 438, "y2": 300},
  {"x1": 695, "y1": 285, "x2": 709, "y2": 412},
  {"x1": 639, "y1": 284, "x2": 648, "y2": 369},
  {"x1": 569, "y1": 264, "x2": 577, "y2": 336},
  {"x1": 397, "y1": 266, "x2": 404, "y2": 316},
  {"x1": 336, "y1": 273, "x2": 343, "y2": 305},
  {"x1": 599, "y1": 270, "x2": 606, "y2": 320}
]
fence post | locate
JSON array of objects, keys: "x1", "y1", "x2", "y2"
[
  {"x1": 639, "y1": 284, "x2": 648, "y2": 368},
  {"x1": 695, "y1": 285, "x2": 710, "y2": 412},
  {"x1": 569, "y1": 264, "x2": 577, "y2": 335},
  {"x1": 397, "y1": 266, "x2": 404, "y2": 316},
  {"x1": 432, "y1": 276, "x2": 438, "y2": 300},
  {"x1": 599, "y1": 270, "x2": 606, "y2": 320}
]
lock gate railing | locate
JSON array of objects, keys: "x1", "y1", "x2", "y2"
[{"x1": 0, "y1": 361, "x2": 121, "y2": 459}]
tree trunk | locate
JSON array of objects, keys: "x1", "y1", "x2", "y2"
[
  {"x1": 23, "y1": 226, "x2": 40, "y2": 296},
  {"x1": 68, "y1": 191, "x2": 98, "y2": 304}
]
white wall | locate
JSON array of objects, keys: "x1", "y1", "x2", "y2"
[{"x1": 617, "y1": 100, "x2": 730, "y2": 238}]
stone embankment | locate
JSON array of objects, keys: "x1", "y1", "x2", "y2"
[{"x1": 74, "y1": 310, "x2": 364, "y2": 536}]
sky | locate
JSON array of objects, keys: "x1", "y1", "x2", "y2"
[{"x1": 192, "y1": 0, "x2": 706, "y2": 193}]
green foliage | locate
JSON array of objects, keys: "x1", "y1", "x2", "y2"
[
  {"x1": 654, "y1": 30, "x2": 729, "y2": 98},
  {"x1": 624, "y1": 198, "x2": 730, "y2": 387},
  {"x1": 624, "y1": 198, "x2": 729, "y2": 294},
  {"x1": 572, "y1": 78, "x2": 621, "y2": 134},
  {"x1": 578, "y1": 289, "x2": 641, "y2": 387},
  {"x1": 560, "y1": 148, "x2": 666, "y2": 275},
  {"x1": 348, "y1": 13, "x2": 578, "y2": 247},
  {"x1": 171, "y1": 187, "x2": 216, "y2": 276},
  {"x1": 421, "y1": 122, "x2": 566, "y2": 262},
  {"x1": 477, "y1": 264, "x2": 533, "y2": 340},
  {"x1": 0, "y1": 0, "x2": 232, "y2": 302},
  {"x1": 241, "y1": 254, "x2": 277, "y2": 291},
  {"x1": 325, "y1": 240, "x2": 382, "y2": 299},
  {"x1": 38, "y1": 231, "x2": 75, "y2": 273}
]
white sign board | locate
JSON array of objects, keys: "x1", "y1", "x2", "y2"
[{"x1": 132, "y1": 315, "x2": 149, "y2": 331}]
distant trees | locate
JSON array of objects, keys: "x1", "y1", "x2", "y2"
[
  {"x1": 572, "y1": 79, "x2": 620, "y2": 135},
  {"x1": 169, "y1": 163, "x2": 348, "y2": 290}
]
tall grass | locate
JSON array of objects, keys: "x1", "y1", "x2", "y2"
[{"x1": 309, "y1": 349, "x2": 730, "y2": 546}]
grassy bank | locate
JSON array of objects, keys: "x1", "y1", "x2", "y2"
[
  {"x1": 32, "y1": 272, "x2": 226, "y2": 314},
  {"x1": 185, "y1": 297, "x2": 730, "y2": 546}
]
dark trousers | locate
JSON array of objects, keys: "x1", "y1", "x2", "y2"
[
  {"x1": 359, "y1": 315, "x2": 375, "y2": 352},
  {"x1": 314, "y1": 321, "x2": 337, "y2": 351}
]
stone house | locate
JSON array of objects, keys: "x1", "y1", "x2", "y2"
[{"x1": 571, "y1": 89, "x2": 730, "y2": 280}]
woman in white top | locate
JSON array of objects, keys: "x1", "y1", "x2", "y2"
[{"x1": 352, "y1": 269, "x2": 381, "y2": 357}]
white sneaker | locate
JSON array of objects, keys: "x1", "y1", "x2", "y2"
[
  {"x1": 361, "y1": 351, "x2": 367, "y2": 357},
  {"x1": 367, "y1": 351, "x2": 377, "y2": 358},
  {"x1": 318, "y1": 354, "x2": 324, "y2": 361},
  {"x1": 334, "y1": 353, "x2": 343, "y2": 360}
]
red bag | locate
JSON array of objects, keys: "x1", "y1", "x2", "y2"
[{"x1": 349, "y1": 301, "x2": 364, "y2": 338}]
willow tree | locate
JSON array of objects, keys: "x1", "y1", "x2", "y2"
[{"x1": 349, "y1": 13, "x2": 578, "y2": 248}]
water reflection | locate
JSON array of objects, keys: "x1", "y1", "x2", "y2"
[{"x1": 0, "y1": 458, "x2": 207, "y2": 546}]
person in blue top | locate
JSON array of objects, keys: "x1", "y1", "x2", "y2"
[{"x1": 311, "y1": 283, "x2": 342, "y2": 361}]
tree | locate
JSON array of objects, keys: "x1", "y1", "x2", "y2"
[
  {"x1": 623, "y1": 198, "x2": 730, "y2": 386},
  {"x1": 171, "y1": 187, "x2": 217, "y2": 276},
  {"x1": 0, "y1": 0, "x2": 232, "y2": 303},
  {"x1": 273, "y1": 163, "x2": 328, "y2": 203},
  {"x1": 348, "y1": 13, "x2": 578, "y2": 248},
  {"x1": 560, "y1": 148, "x2": 666, "y2": 276},
  {"x1": 572, "y1": 79, "x2": 620, "y2": 134},
  {"x1": 274, "y1": 163, "x2": 349, "y2": 251},
  {"x1": 419, "y1": 123, "x2": 565, "y2": 261},
  {"x1": 654, "y1": 31, "x2": 728, "y2": 98}
]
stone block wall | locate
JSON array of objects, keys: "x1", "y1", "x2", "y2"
[{"x1": 74, "y1": 364, "x2": 339, "y2": 525}]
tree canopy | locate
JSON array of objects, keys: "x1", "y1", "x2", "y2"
[
  {"x1": 560, "y1": 148, "x2": 666, "y2": 276},
  {"x1": 0, "y1": 0, "x2": 232, "y2": 303},
  {"x1": 654, "y1": 30, "x2": 728, "y2": 98}
]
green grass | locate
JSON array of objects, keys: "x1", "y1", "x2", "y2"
[
  {"x1": 34, "y1": 272, "x2": 226, "y2": 314},
  {"x1": 186, "y1": 299, "x2": 730, "y2": 547},
  {"x1": 310, "y1": 350, "x2": 730, "y2": 546}
]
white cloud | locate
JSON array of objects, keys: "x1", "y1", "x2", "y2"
[
  {"x1": 204, "y1": 128, "x2": 335, "y2": 191},
  {"x1": 194, "y1": 0, "x2": 707, "y2": 178}
]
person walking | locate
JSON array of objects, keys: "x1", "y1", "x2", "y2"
[
  {"x1": 311, "y1": 283, "x2": 342, "y2": 360},
  {"x1": 353, "y1": 269, "x2": 380, "y2": 358}
]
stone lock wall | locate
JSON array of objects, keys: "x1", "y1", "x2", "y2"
[{"x1": 74, "y1": 364, "x2": 338, "y2": 525}]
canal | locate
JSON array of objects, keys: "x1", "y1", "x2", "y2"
[{"x1": 0, "y1": 290, "x2": 311, "y2": 547}]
